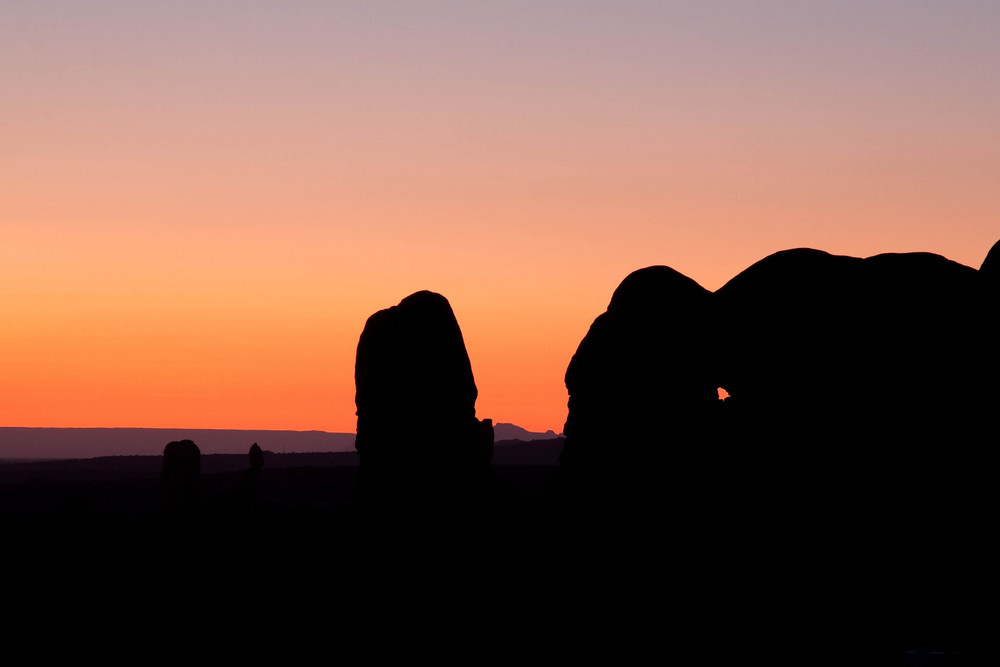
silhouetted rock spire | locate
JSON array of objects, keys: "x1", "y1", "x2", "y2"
[
  {"x1": 161, "y1": 439, "x2": 201, "y2": 516},
  {"x1": 249, "y1": 442, "x2": 263, "y2": 470},
  {"x1": 242, "y1": 442, "x2": 264, "y2": 514},
  {"x1": 354, "y1": 290, "x2": 494, "y2": 510},
  {"x1": 559, "y1": 265, "x2": 719, "y2": 510}
]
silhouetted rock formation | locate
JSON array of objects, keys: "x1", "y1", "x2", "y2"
[
  {"x1": 719, "y1": 245, "x2": 996, "y2": 655},
  {"x1": 562, "y1": 246, "x2": 995, "y2": 507},
  {"x1": 354, "y1": 290, "x2": 494, "y2": 510},
  {"x1": 716, "y1": 248, "x2": 994, "y2": 486},
  {"x1": 982, "y1": 238, "x2": 1000, "y2": 280},
  {"x1": 243, "y1": 442, "x2": 264, "y2": 513},
  {"x1": 708, "y1": 246, "x2": 997, "y2": 597},
  {"x1": 249, "y1": 442, "x2": 263, "y2": 470},
  {"x1": 161, "y1": 439, "x2": 201, "y2": 516},
  {"x1": 559, "y1": 265, "x2": 720, "y2": 510},
  {"x1": 559, "y1": 241, "x2": 999, "y2": 653},
  {"x1": 715, "y1": 248, "x2": 864, "y2": 440}
]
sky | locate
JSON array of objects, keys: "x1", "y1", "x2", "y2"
[{"x1": 3, "y1": 1, "x2": 999, "y2": 434}]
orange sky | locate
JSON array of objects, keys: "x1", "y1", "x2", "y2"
[{"x1": 3, "y1": 3, "x2": 998, "y2": 433}]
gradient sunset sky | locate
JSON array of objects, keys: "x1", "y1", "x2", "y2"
[{"x1": 4, "y1": 2, "x2": 998, "y2": 434}]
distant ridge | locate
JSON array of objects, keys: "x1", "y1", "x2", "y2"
[
  {"x1": 492, "y1": 423, "x2": 562, "y2": 442},
  {"x1": 0, "y1": 424, "x2": 562, "y2": 460},
  {"x1": 0, "y1": 427, "x2": 357, "y2": 460}
]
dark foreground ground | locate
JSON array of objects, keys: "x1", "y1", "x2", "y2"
[
  {"x1": 0, "y1": 443, "x2": 976, "y2": 664},
  {"x1": 0, "y1": 439, "x2": 564, "y2": 522}
]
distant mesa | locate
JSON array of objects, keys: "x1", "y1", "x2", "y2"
[
  {"x1": 0, "y1": 425, "x2": 557, "y2": 462},
  {"x1": 0, "y1": 428, "x2": 357, "y2": 460},
  {"x1": 354, "y1": 290, "x2": 494, "y2": 508},
  {"x1": 492, "y1": 423, "x2": 561, "y2": 442}
]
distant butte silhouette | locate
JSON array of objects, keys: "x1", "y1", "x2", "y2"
[{"x1": 354, "y1": 290, "x2": 494, "y2": 510}]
